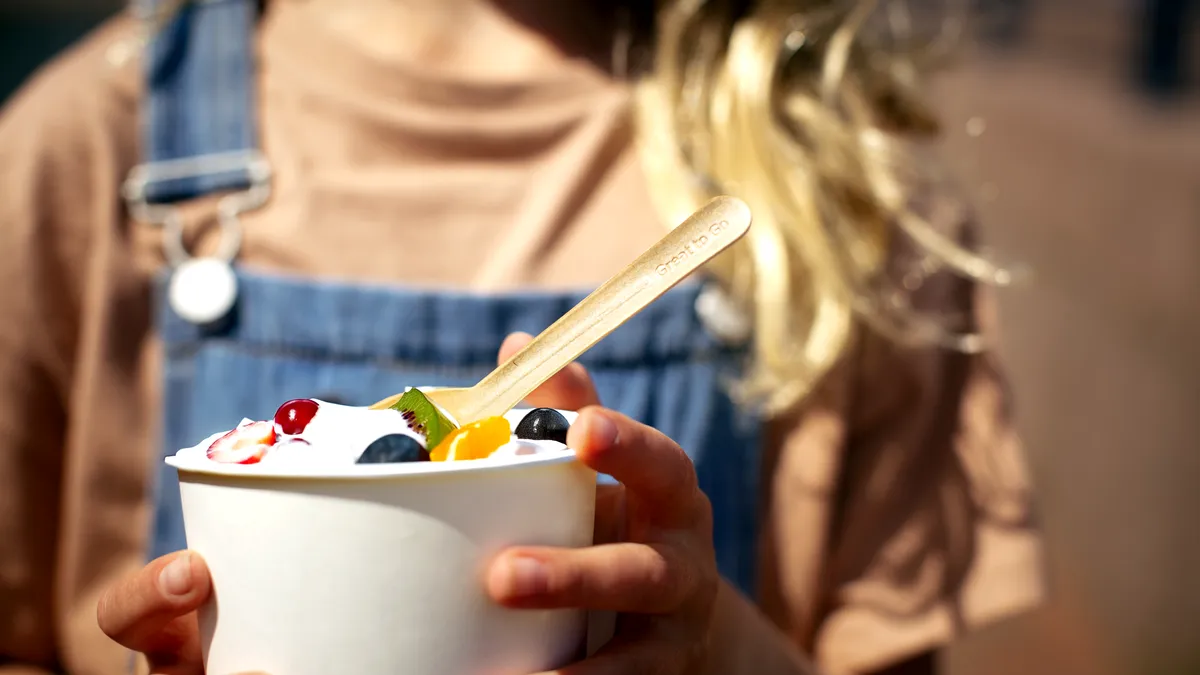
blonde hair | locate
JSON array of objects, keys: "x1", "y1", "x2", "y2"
[{"x1": 633, "y1": 0, "x2": 1017, "y2": 415}]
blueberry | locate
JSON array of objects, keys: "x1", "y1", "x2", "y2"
[
  {"x1": 514, "y1": 408, "x2": 570, "y2": 444},
  {"x1": 356, "y1": 434, "x2": 429, "y2": 464}
]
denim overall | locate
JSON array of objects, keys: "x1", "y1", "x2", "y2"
[{"x1": 130, "y1": 0, "x2": 762, "y2": 611}]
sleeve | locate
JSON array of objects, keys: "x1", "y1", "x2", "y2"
[
  {"x1": 0, "y1": 94, "x2": 76, "y2": 674},
  {"x1": 0, "y1": 23, "x2": 132, "y2": 671},
  {"x1": 759, "y1": 276, "x2": 1046, "y2": 675}
]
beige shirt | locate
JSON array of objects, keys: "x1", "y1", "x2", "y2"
[{"x1": 0, "y1": 9, "x2": 1042, "y2": 675}]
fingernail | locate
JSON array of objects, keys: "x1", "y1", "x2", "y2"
[
  {"x1": 589, "y1": 411, "x2": 619, "y2": 448},
  {"x1": 158, "y1": 553, "x2": 193, "y2": 597},
  {"x1": 500, "y1": 557, "x2": 547, "y2": 597}
]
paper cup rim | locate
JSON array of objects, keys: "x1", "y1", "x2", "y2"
[{"x1": 165, "y1": 448, "x2": 581, "y2": 481}]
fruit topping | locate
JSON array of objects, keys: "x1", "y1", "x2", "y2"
[
  {"x1": 389, "y1": 388, "x2": 457, "y2": 448},
  {"x1": 430, "y1": 416, "x2": 510, "y2": 462},
  {"x1": 206, "y1": 420, "x2": 277, "y2": 464},
  {"x1": 514, "y1": 408, "x2": 570, "y2": 444},
  {"x1": 356, "y1": 434, "x2": 429, "y2": 464},
  {"x1": 274, "y1": 398, "x2": 319, "y2": 435}
]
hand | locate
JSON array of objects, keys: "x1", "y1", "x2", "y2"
[
  {"x1": 96, "y1": 550, "x2": 265, "y2": 675},
  {"x1": 485, "y1": 332, "x2": 719, "y2": 674}
]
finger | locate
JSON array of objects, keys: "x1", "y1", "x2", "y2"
[
  {"x1": 487, "y1": 541, "x2": 696, "y2": 613},
  {"x1": 592, "y1": 483, "x2": 625, "y2": 546},
  {"x1": 498, "y1": 332, "x2": 600, "y2": 410},
  {"x1": 569, "y1": 407, "x2": 703, "y2": 527},
  {"x1": 97, "y1": 551, "x2": 210, "y2": 656}
]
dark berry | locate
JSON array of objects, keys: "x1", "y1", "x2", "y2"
[
  {"x1": 357, "y1": 434, "x2": 429, "y2": 464},
  {"x1": 274, "y1": 398, "x2": 319, "y2": 435},
  {"x1": 514, "y1": 408, "x2": 570, "y2": 444}
]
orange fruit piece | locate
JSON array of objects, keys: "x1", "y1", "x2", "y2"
[{"x1": 430, "y1": 416, "x2": 511, "y2": 461}]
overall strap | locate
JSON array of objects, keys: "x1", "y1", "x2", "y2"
[
  {"x1": 123, "y1": 0, "x2": 270, "y2": 326},
  {"x1": 123, "y1": 0, "x2": 269, "y2": 215}
]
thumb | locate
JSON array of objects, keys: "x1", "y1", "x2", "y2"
[
  {"x1": 498, "y1": 332, "x2": 600, "y2": 411},
  {"x1": 98, "y1": 551, "x2": 211, "y2": 656}
]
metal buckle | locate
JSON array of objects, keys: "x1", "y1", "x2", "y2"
[
  {"x1": 695, "y1": 282, "x2": 752, "y2": 347},
  {"x1": 122, "y1": 150, "x2": 272, "y2": 266}
]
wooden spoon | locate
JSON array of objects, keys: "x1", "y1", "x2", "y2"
[{"x1": 370, "y1": 195, "x2": 752, "y2": 423}]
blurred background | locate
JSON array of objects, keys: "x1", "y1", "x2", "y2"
[
  {"x1": 931, "y1": 1, "x2": 1199, "y2": 674},
  {"x1": 1, "y1": 1, "x2": 1197, "y2": 674}
]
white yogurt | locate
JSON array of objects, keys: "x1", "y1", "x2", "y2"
[{"x1": 171, "y1": 399, "x2": 573, "y2": 469}]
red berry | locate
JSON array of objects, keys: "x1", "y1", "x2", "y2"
[
  {"x1": 274, "y1": 398, "x2": 319, "y2": 435},
  {"x1": 207, "y1": 421, "x2": 276, "y2": 464}
]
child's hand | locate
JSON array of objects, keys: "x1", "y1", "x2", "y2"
[
  {"x1": 96, "y1": 550, "x2": 266, "y2": 675},
  {"x1": 486, "y1": 333, "x2": 719, "y2": 674}
]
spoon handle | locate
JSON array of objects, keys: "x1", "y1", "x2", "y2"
[{"x1": 439, "y1": 196, "x2": 751, "y2": 423}]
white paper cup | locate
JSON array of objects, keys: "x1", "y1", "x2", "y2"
[{"x1": 166, "y1": 411, "x2": 598, "y2": 675}]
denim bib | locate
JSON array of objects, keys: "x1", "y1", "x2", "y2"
[{"x1": 129, "y1": 0, "x2": 762, "y2": 597}]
